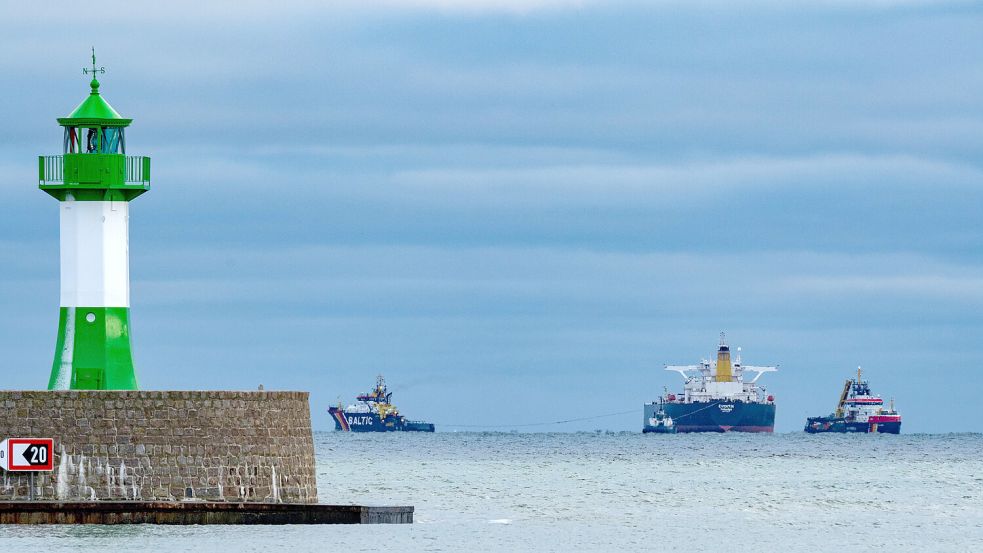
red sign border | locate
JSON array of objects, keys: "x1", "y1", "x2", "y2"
[{"x1": 5, "y1": 438, "x2": 54, "y2": 472}]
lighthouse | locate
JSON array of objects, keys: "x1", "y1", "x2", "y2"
[{"x1": 39, "y1": 51, "x2": 150, "y2": 390}]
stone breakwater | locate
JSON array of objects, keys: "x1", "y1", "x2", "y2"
[{"x1": 0, "y1": 391, "x2": 317, "y2": 503}]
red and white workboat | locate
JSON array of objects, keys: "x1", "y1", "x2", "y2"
[{"x1": 805, "y1": 367, "x2": 901, "y2": 434}]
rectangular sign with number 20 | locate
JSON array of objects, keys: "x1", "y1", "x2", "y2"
[{"x1": 0, "y1": 438, "x2": 54, "y2": 472}]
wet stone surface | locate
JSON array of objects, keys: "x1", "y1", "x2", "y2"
[{"x1": 0, "y1": 391, "x2": 317, "y2": 503}]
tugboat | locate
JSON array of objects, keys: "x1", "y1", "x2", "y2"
[
  {"x1": 329, "y1": 375, "x2": 435, "y2": 432},
  {"x1": 643, "y1": 398, "x2": 677, "y2": 434},
  {"x1": 805, "y1": 367, "x2": 901, "y2": 434},
  {"x1": 645, "y1": 333, "x2": 777, "y2": 433}
]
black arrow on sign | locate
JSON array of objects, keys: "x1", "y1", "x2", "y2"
[{"x1": 22, "y1": 445, "x2": 43, "y2": 465}]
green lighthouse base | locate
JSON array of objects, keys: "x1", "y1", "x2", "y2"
[{"x1": 48, "y1": 307, "x2": 138, "y2": 390}]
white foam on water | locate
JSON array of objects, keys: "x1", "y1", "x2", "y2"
[
  {"x1": 77, "y1": 453, "x2": 87, "y2": 499},
  {"x1": 55, "y1": 447, "x2": 72, "y2": 500},
  {"x1": 239, "y1": 464, "x2": 248, "y2": 499},
  {"x1": 119, "y1": 461, "x2": 128, "y2": 499},
  {"x1": 270, "y1": 465, "x2": 280, "y2": 503},
  {"x1": 105, "y1": 464, "x2": 114, "y2": 498},
  {"x1": 488, "y1": 519, "x2": 512, "y2": 524}
]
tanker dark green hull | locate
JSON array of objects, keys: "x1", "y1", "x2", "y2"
[{"x1": 644, "y1": 401, "x2": 775, "y2": 433}]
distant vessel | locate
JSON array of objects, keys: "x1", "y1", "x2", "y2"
[
  {"x1": 329, "y1": 375, "x2": 435, "y2": 432},
  {"x1": 643, "y1": 399, "x2": 677, "y2": 434},
  {"x1": 805, "y1": 368, "x2": 901, "y2": 434},
  {"x1": 645, "y1": 333, "x2": 777, "y2": 433}
]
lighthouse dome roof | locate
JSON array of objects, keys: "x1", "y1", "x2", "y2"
[{"x1": 57, "y1": 78, "x2": 132, "y2": 127}]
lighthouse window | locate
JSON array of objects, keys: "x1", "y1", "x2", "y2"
[
  {"x1": 85, "y1": 128, "x2": 99, "y2": 153},
  {"x1": 101, "y1": 127, "x2": 124, "y2": 154},
  {"x1": 62, "y1": 127, "x2": 125, "y2": 154},
  {"x1": 63, "y1": 127, "x2": 80, "y2": 154}
]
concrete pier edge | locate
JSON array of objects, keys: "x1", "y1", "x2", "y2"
[{"x1": 0, "y1": 501, "x2": 413, "y2": 524}]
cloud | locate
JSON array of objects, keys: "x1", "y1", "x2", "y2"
[
  {"x1": 784, "y1": 275, "x2": 983, "y2": 301},
  {"x1": 122, "y1": 244, "x2": 983, "y2": 314},
  {"x1": 387, "y1": 154, "x2": 983, "y2": 207},
  {"x1": 365, "y1": 0, "x2": 594, "y2": 14}
]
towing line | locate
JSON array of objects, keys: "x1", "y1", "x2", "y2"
[
  {"x1": 667, "y1": 400, "x2": 723, "y2": 420},
  {"x1": 438, "y1": 409, "x2": 638, "y2": 429}
]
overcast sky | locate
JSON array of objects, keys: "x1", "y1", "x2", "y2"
[{"x1": 1, "y1": 0, "x2": 981, "y2": 431}]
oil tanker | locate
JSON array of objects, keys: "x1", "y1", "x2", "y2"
[
  {"x1": 805, "y1": 368, "x2": 901, "y2": 434},
  {"x1": 329, "y1": 375, "x2": 435, "y2": 432},
  {"x1": 645, "y1": 334, "x2": 777, "y2": 433}
]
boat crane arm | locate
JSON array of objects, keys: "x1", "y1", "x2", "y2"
[
  {"x1": 834, "y1": 378, "x2": 852, "y2": 418},
  {"x1": 665, "y1": 365, "x2": 701, "y2": 380},
  {"x1": 742, "y1": 365, "x2": 778, "y2": 383}
]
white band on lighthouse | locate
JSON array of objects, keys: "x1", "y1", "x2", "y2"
[
  {"x1": 49, "y1": 194, "x2": 138, "y2": 390},
  {"x1": 60, "y1": 196, "x2": 130, "y2": 308}
]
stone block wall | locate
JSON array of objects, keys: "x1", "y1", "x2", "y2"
[{"x1": 0, "y1": 391, "x2": 317, "y2": 503}]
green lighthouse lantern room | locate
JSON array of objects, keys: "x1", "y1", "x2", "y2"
[{"x1": 40, "y1": 50, "x2": 151, "y2": 390}]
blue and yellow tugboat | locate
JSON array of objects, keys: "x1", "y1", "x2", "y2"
[
  {"x1": 329, "y1": 375, "x2": 435, "y2": 432},
  {"x1": 805, "y1": 367, "x2": 901, "y2": 434}
]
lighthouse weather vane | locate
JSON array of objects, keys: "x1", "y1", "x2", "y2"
[{"x1": 82, "y1": 47, "x2": 105, "y2": 77}]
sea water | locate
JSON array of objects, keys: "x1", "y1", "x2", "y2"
[{"x1": 1, "y1": 432, "x2": 980, "y2": 552}]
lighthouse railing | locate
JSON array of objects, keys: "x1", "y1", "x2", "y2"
[
  {"x1": 38, "y1": 154, "x2": 150, "y2": 186},
  {"x1": 38, "y1": 155, "x2": 64, "y2": 184},
  {"x1": 125, "y1": 156, "x2": 151, "y2": 184}
]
